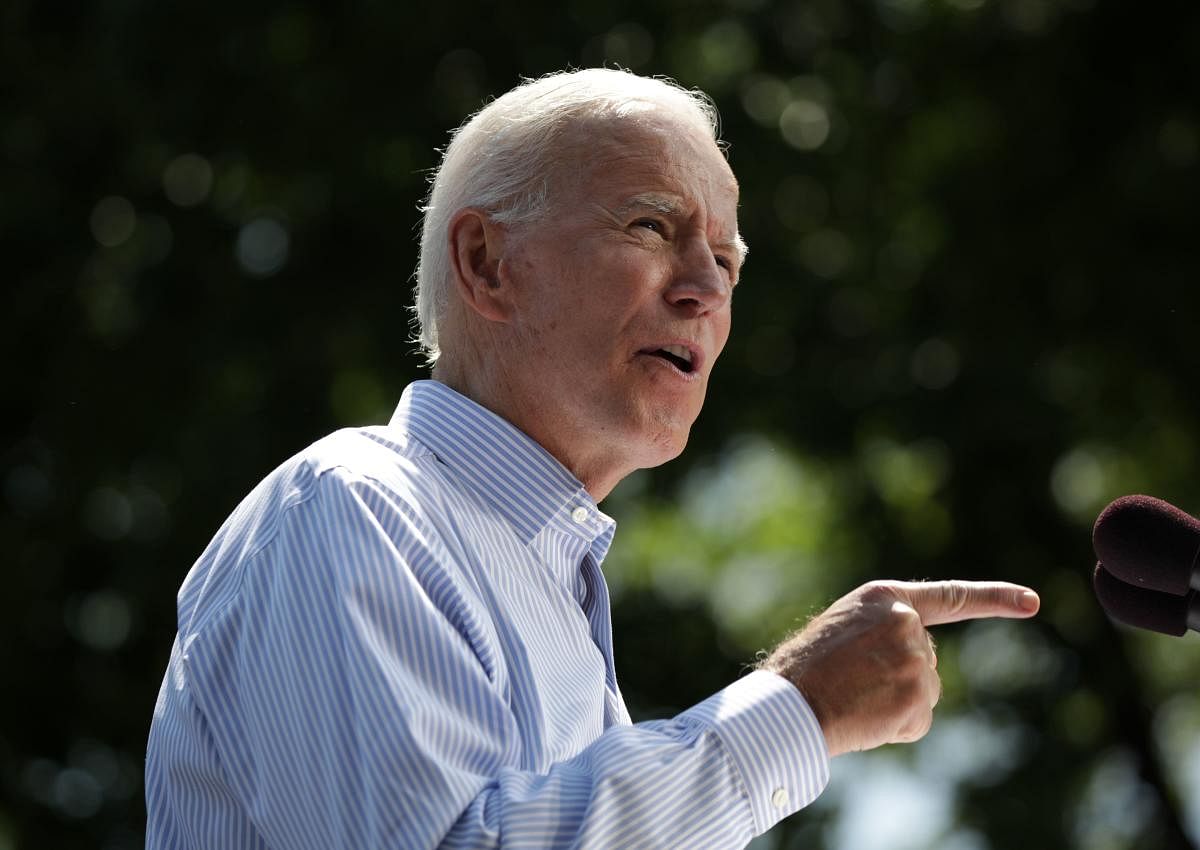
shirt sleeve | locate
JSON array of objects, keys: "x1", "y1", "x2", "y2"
[{"x1": 181, "y1": 467, "x2": 830, "y2": 850}]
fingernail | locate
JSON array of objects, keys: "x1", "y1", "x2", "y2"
[{"x1": 1019, "y1": 590, "x2": 1040, "y2": 612}]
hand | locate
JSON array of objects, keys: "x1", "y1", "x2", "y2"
[{"x1": 761, "y1": 580, "x2": 1040, "y2": 757}]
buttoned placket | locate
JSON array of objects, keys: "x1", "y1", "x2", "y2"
[{"x1": 563, "y1": 504, "x2": 624, "y2": 725}]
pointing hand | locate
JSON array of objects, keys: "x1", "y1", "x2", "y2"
[{"x1": 761, "y1": 580, "x2": 1040, "y2": 756}]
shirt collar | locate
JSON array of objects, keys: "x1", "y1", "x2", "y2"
[{"x1": 389, "y1": 380, "x2": 616, "y2": 555}]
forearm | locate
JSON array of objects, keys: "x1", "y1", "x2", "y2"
[{"x1": 443, "y1": 672, "x2": 829, "y2": 850}]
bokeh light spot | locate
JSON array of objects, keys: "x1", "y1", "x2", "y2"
[
  {"x1": 22, "y1": 758, "x2": 58, "y2": 805},
  {"x1": 740, "y1": 74, "x2": 791, "y2": 127},
  {"x1": 212, "y1": 159, "x2": 250, "y2": 212},
  {"x1": 696, "y1": 20, "x2": 757, "y2": 87},
  {"x1": 1002, "y1": 0, "x2": 1055, "y2": 34},
  {"x1": 603, "y1": 22, "x2": 654, "y2": 68},
  {"x1": 779, "y1": 98, "x2": 830, "y2": 150},
  {"x1": 89, "y1": 196, "x2": 136, "y2": 248},
  {"x1": 235, "y1": 217, "x2": 290, "y2": 278},
  {"x1": 876, "y1": 0, "x2": 931, "y2": 32},
  {"x1": 960, "y1": 618, "x2": 1063, "y2": 694},
  {"x1": 74, "y1": 590, "x2": 133, "y2": 652},
  {"x1": 1055, "y1": 689, "x2": 1107, "y2": 747},
  {"x1": 862, "y1": 437, "x2": 951, "y2": 507},
  {"x1": 799, "y1": 227, "x2": 853, "y2": 279},
  {"x1": 52, "y1": 768, "x2": 103, "y2": 819},
  {"x1": 910, "y1": 337, "x2": 961, "y2": 389},
  {"x1": 1072, "y1": 750, "x2": 1157, "y2": 848},
  {"x1": 69, "y1": 740, "x2": 121, "y2": 792},
  {"x1": 129, "y1": 484, "x2": 171, "y2": 543},
  {"x1": 79, "y1": 274, "x2": 139, "y2": 341},
  {"x1": 1049, "y1": 447, "x2": 1105, "y2": 517},
  {"x1": 1158, "y1": 117, "x2": 1199, "y2": 168},
  {"x1": 917, "y1": 711, "x2": 1027, "y2": 785},
  {"x1": 828, "y1": 755, "x2": 952, "y2": 850},
  {"x1": 83, "y1": 486, "x2": 133, "y2": 540},
  {"x1": 162, "y1": 153, "x2": 214, "y2": 207}
]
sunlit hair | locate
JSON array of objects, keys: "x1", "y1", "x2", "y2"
[{"x1": 412, "y1": 67, "x2": 721, "y2": 366}]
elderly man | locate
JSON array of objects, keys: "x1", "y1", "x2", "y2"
[{"x1": 145, "y1": 68, "x2": 1039, "y2": 849}]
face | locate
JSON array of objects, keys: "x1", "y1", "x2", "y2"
[{"x1": 493, "y1": 113, "x2": 742, "y2": 493}]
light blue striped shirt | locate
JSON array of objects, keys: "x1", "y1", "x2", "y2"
[{"x1": 146, "y1": 380, "x2": 830, "y2": 848}]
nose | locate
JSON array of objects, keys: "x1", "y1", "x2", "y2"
[{"x1": 664, "y1": 237, "x2": 732, "y2": 317}]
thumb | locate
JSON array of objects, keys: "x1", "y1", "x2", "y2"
[{"x1": 891, "y1": 580, "x2": 1041, "y2": 626}]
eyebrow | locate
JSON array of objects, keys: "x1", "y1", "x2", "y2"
[
  {"x1": 616, "y1": 192, "x2": 749, "y2": 265},
  {"x1": 617, "y1": 193, "x2": 683, "y2": 218}
]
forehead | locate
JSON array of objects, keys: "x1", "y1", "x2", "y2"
[{"x1": 554, "y1": 114, "x2": 740, "y2": 226}]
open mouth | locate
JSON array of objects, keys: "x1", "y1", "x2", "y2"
[{"x1": 643, "y1": 344, "x2": 696, "y2": 374}]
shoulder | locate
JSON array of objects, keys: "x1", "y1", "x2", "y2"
[
  {"x1": 300, "y1": 424, "x2": 434, "y2": 489},
  {"x1": 239, "y1": 423, "x2": 434, "y2": 507},
  {"x1": 179, "y1": 426, "x2": 455, "y2": 619},
  {"x1": 264, "y1": 425, "x2": 452, "y2": 549}
]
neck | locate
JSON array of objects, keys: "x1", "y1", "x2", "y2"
[{"x1": 431, "y1": 360, "x2": 630, "y2": 502}]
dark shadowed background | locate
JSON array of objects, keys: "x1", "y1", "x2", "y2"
[{"x1": 4, "y1": 0, "x2": 1200, "y2": 847}]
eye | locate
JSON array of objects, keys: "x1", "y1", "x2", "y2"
[
  {"x1": 633, "y1": 218, "x2": 665, "y2": 233},
  {"x1": 714, "y1": 254, "x2": 738, "y2": 283}
]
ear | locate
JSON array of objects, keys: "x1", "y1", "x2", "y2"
[{"x1": 447, "y1": 207, "x2": 514, "y2": 323}]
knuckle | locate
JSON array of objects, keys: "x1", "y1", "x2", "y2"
[
  {"x1": 859, "y1": 581, "x2": 895, "y2": 606},
  {"x1": 954, "y1": 580, "x2": 974, "y2": 611},
  {"x1": 939, "y1": 580, "x2": 969, "y2": 617},
  {"x1": 895, "y1": 606, "x2": 923, "y2": 628},
  {"x1": 885, "y1": 607, "x2": 924, "y2": 641}
]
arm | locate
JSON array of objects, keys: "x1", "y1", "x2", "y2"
[
  {"x1": 443, "y1": 671, "x2": 827, "y2": 849},
  {"x1": 182, "y1": 469, "x2": 829, "y2": 850}
]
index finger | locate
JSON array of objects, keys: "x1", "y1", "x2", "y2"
[{"x1": 890, "y1": 580, "x2": 1041, "y2": 626}]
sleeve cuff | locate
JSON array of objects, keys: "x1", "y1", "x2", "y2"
[{"x1": 678, "y1": 669, "x2": 830, "y2": 834}]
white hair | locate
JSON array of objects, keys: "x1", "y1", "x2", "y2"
[{"x1": 412, "y1": 67, "x2": 721, "y2": 365}]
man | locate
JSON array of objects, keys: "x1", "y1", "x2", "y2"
[{"x1": 145, "y1": 68, "x2": 1040, "y2": 848}]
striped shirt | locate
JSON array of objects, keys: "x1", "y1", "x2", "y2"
[{"x1": 145, "y1": 379, "x2": 830, "y2": 849}]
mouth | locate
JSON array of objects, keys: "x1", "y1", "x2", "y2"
[{"x1": 639, "y1": 343, "x2": 700, "y2": 375}]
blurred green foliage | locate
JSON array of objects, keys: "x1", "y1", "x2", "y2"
[{"x1": 4, "y1": 0, "x2": 1200, "y2": 847}]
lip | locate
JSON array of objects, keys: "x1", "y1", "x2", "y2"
[{"x1": 635, "y1": 339, "x2": 706, "y2": 378}]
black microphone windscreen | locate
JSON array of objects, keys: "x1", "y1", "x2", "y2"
[
  {"x1": 1093, "y1": 562, "x2": 1189, "y2": 636},
  {"x1": 1092, "y1": 495, "x2": 1200, "y2": 596}
]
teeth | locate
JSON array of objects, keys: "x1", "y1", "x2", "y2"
[{"x1": 660, "y1": 344, "x2": 692, "y2": 364}]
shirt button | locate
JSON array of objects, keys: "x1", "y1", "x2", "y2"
[
  {"x1": 771, "y1": 787, "x2": 789, "y2": 809},
  {"x1": 571, "y1": 506, "x2": 589, "y2": 524}
]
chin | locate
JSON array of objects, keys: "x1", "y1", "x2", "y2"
[
  {"x1": 614, "y1": 394, "x2": 702, "y2": 468},
  {"x1": 635, "y1": 421, "x2": 692, "y2": 469}
]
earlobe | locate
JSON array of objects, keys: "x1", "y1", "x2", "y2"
[{"x1": 448, "y1": 208, "x2": 513, "y2": 323}]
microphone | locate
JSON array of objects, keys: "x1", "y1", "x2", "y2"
[
  {"x1": 1092, "y1": 494, "x2": 1200, "y2": 596},
  {"x1": 1093, "y1": 562, "x2": 1200, "y2": 636}
]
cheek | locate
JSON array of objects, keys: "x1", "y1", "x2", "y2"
[
  {"x1": 573, "y1": 266, "x2": 655, "y2": 335},
  {"x1": 710, "y1": 311, "x2": 733, "y2": 363},
  {"x1": 518, "y1": 241, "x2": 661, "y2": 357}
]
